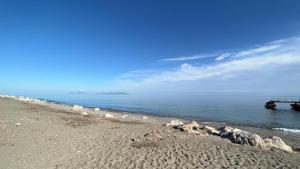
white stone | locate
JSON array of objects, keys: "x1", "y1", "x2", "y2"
[
  {"x1": 104, "y1": 113, "x2": 114, "y2": 118},
  {"x1": 220, "y1": 126, "x2": 266, "y2": 149},
  {"x1": 15, "y1": 123, "x2": 22, "y2": 126},
  {"x1": 121, "y1": 114, "x2": 129, "y2": 119},
  {"x1": 94, "y1": 108, "x2": 100, "y2": 111},
  {"x1": 202, "y1": 126, "x2": 220, "y2": 135},
  {"x1": 72, "y1": 105, "x2": 83, "y2": 111},
  {"x1": 264, "y1": 136, "x2": 293, "y2": 152},
  {"x1": 81, "y1": 112, "x2": 89, "y2": 116},
  {"x1": 164, "y1": 119, "x2": 184, "y2": 127},
  {"x1": 142, "y1": 116, "x2": 148, "y2": 120},
  {"x1": 177, "y1": 121, "x2": 200, "y2": 134}
]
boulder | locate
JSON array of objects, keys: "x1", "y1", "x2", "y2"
[
  {"x1": 17, "y1": 96, "x2": 33, "y2": 102},
  {"x1": 15, "y1": 123, "x2": 22, "y2": 127},
  {"x1": 220, "y1": 126, "x2": 266, "y2": 149},
  {"x1": 94, "y1": 108, "x2": 100, "y2": 111},
  {"x1": 177, "y1": 121, "x2": 200, "y2": 134},
  {"x1": 72, "y1": 105, "x2": 83, "y2": 111},
  {"x1": 81, "y1": 112, "x2": 89, "y2": 116},
  {"x1": 121, "y1": 114, "x2": 129, "y2": 119},
  {"x1": 142, "y1": 116, "x2": 148, "y2": 120},
  {"x1": 164, "y1": 119, "x2": 184, "y2": 127},
  {"x1": 264, "y1": 136, "x2": 293, "y2": 152},
  {"x1": 104, "y1": 113, "x2": 114, "y2": 118},
  {"x1": 202, "y1": 126, "x2": 220, "y2": 135}
]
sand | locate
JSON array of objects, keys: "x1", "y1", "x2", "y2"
[{"x1": 0, "y1": 97, "x2": 300, "y2": 169}]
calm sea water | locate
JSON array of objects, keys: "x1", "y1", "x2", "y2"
[{"x1": 35, "y1": 92, "x2": 300, "y2": 130}]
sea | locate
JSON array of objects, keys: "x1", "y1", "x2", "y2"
[
  {"x1": 5, "y1": 92, "x2": 300, "y2": 133},
  {"x1": 26, "y1": 91, "x2": 300, "y2": 133}
]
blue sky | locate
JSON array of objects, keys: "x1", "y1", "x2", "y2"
[{"x1": 1, "y1": 0, "x2": 300, "y2": 95}]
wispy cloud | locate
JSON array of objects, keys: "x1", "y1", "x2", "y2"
[
  {"x1": 162, "y1": 39, "x2": 283, "y2": 62},
  {"x1": 161, "y1": 54, "x2": 214, "y2": 61},
  {"x1": 118, "y1": 37, "x2": 300, "y2": 86},
  {"x1": 215, "y1": 41, "x2": 283, "y2": 61}
]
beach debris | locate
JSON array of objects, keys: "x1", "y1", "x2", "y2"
[
  {"x1": 264, "y1": 136, "x2": 293, "y2": 152},
  {"x1": 177, "y1": 121, "x2": 201, "y2": 134},
  {"x1": 72, "y1": 105, "x2": 83, "y2": 111},
  {"x1": 104, "y1": 113, "x2": 114, "y2": 118},
  {"x1": 81, "y1": 112, "x2": 89, "y2": 116},
  {"x1": 15, "y1": 122, "x2": 22, "y2": 127},
  {"x1": 142, "y1": 116, "x2": 148, "y2": 120},
  {"x1": 164, "y1": 119, "x2": 184, "y2": 127},
  {"x1": 219, "y1": 126, "x2": 266, "y2": 149},
  {"x1": 202, "y1": 126, "x2": 220, "y2": 135},
  {"x1": 94, "y1": 108, "x2": 100, "y2": 111}
]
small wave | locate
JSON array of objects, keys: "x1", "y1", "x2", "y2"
[{"x1": 272, "y1": 128, "x2": 300, "y2": 133}]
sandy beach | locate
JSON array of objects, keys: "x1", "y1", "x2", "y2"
[{"x1": 0, "y1": 97, "x2": 300, "y2": 169}]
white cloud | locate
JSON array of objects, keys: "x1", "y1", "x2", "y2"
[
  {"x1": 115, "y1": 37, "x2": 300, "y2": 92},
  {"x1": 215, "y1": 43, "x2": 281, "y2": 61},
  {"x1": 215, "y1": 52, "x2": 232, "y2": 61},
  {"x1": 234, "y1": 44, "x2": 281, "y2": 58},
  {"x1": 161, "y1": 54, "x2": 213, "y2": 61},
  {"x1": 143, "y1": 54, "x2": 299, "y2": 83}
]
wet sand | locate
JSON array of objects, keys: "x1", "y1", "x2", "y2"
[{"x1": 0, "y1": 97, "x2": 299, "y2": 169}]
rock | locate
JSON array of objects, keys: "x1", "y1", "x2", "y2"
[
  {"x1": 121, "y1": 114, "x2": 128, "y2": 119},
  {"x1": 72, "y1": 105, "x2": 83, "y2": 111},
  {"x1": 219, "y1": 126, "x2": 266, "y2": 149},
  {"x1": 142, "y1": 116, "x2": 148, "y2": 120},
  {"x1": 177, "y1": 121, "x2": 200, "y2": 134},
  {"x1": 94, "y1": 108, "x2": 100, "y2": 111},
  {"x1": 164, "y1": 119, "x2": 184, "y2": 127},
  {"x1": 33, "y1": 99, "x2": 46, "y2": 104},
  {"x1": 202, "y1": 126, "x2": 220, "y2": 135},
  {"x1": 81, "y1": 112, "x2": 88, "y2": 116},
  {"x1": 264, "y1": 136, "x2": 293, "y2": 152},
  {"x1": 15, "y1": 123, "x2": 22, "y2": 126},
  {"x1": 17, "y1": 96, "x2": 33, "y2": 102},
  {"x1": 104, "y1": 113, "x2": 114, "y2": 118}
]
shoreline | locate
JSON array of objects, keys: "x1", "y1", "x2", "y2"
[
  {"x1": 2, "y1": 94, "x2": 300, "y2": 135},
  {"x1": 1, "y1": 94, "x2": 300, "y2": 146},
  {"x1": 25, "y1": 95, "x2": 300, "y2": 133},
  {"x1": 1, "y1": 95, "x2": 300, "y2": 168}
]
